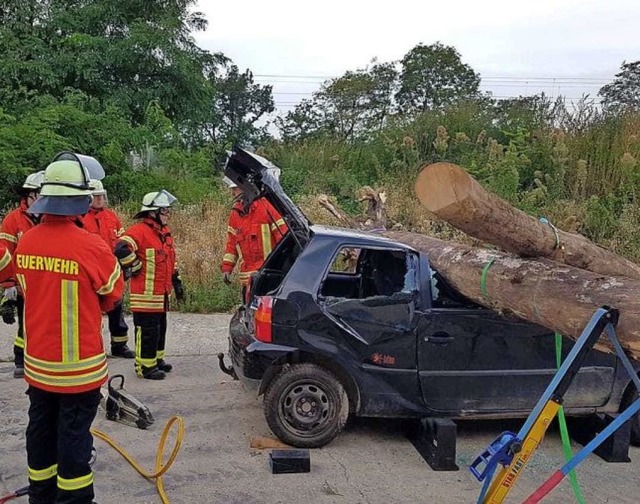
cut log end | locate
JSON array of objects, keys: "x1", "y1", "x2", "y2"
[{"x1": 414, "y1": 162, "x2": 473, "y2": 213}]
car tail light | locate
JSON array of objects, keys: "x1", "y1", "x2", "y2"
[{"x1": 255, "y1": 296, "x2": 274, "y2": 343}]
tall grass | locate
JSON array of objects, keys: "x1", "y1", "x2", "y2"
[{"x1": 114, "y1": 107, "x2": 640, "y2": 313}]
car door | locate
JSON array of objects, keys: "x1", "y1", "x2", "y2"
[
  {"x1": 319, "y1": 247, "x2": 420, "y2": 390},
  {"x1": 416, "y1": 265, "x2": 618, "y2": 415}
]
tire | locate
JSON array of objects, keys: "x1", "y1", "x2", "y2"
[
  {"x1": 263, "y1": 364, "x2": 349, "y2": 448},
  {"x1": 620, "y1": 382, "x2": 640, "y2": 446}
]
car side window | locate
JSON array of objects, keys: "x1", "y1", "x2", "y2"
[{"x1": 320, "y1": 247, "x2": 413, "y2": 301}]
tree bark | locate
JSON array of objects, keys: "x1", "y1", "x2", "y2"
[
  {"x1": 414, "y1": 162, "x2": 640, "y2": 280},
  {"x1": 384, "y1": 230, "x2": 640, "y2": 360}
]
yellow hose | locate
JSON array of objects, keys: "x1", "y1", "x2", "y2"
[{"x1": 90, "y1": 415, "x2": 185, "y2": 504}]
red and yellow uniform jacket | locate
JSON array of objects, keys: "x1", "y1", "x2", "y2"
[
  {"x1": 82, "y1": 207, "x2": 125, "y2": 251},
  {"x1": 0, "y1": 243, "x2": 14, "y2": 284},
  {"x1": 0, "y1": 199, "x2": 39, "y2": 288},
  {"x1": 221, "y1": 198, "x2": 288, "y2": 285},
  {"x1": 14, "y1": 216, "x2": 124, "y2": 393},
  {"x1": 117, "y1": 218, "x2": 176, "y2": 312}
]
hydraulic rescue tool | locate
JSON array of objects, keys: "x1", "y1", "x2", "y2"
[
  {"x1": 470, "y1": 307, "x2": 640, "y2": 503},
  {"x1": 104, "y1": 374, "x2": 154, "y2": 429}
]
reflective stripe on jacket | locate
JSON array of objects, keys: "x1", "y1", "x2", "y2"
[
  {"x1": 117, "y1": 218, "x2": 176, "y2": 312},
  {"x1": 15, "y1": 215, "x2": 124, "y2": 393},
  {"x1": 221, "y1": 198, "x2": 288, "y2": 285},
  {"x1": 0, "y1": 244, "x2": 14, "y2": 283},
  {"x1": 82, "y1": 208, "x2": 124, "y2": 251}
]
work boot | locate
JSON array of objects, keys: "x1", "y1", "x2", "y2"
[
  {"x1": 13, "y1": 365, "x2": 24, "y2": 378},
  {"x1": 142, "y1": 368, "x2": 166, "y2": 380},
  {"x1": 157, "y1": 359, "x2": 173, "y2": 373},
  {"x1": 111, "y1": 344, "x2": 135, "y2": 359}
]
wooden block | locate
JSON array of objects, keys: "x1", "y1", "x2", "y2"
[{"x1": 250, "y1": 436, "x2": 292, "y2": 450}]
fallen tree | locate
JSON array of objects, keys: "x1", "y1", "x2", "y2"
[
  {"x1": 414, "y1": 162, "x2": 640, "y2": 280},
  {"x1": 385, "y1": 230, "x2": 640, "y2": 359},
  {"x1": 316, "y1": 193, "x2": 640, "y2": 360}
]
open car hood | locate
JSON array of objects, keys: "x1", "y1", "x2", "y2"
[{"x1": 224, "y1": 146, "x2": 311, "y2": 245}]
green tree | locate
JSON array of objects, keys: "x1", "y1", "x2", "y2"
[
  {"x1": 276, "y1": 61, "x2": 397, "y2": 141},
  {"x1": 599, "y1": 60, "x2": 640, "y2": 112},
  {"x1": 205, "y1": 63, "x2": 275, "y2": 146},
  {"x1": 0, "y1": 0, "x2": 224, "y2": 125},
  {"x1": 395, "y1": 42, "x2": 480, "y2": 113}
]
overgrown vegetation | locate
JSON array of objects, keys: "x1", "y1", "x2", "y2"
[{"x1": 2, "y1": 2, "x2": 640, "y2": 312}]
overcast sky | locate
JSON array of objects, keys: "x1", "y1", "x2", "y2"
[{"x1": 194, "y1": 0, "x2": 640, "y2": 116}]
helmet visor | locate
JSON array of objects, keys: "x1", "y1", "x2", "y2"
[
  {"x1": 52, "y1": 152, "x2": 106, "y2": 189},
  {"x1": 149, "y1": 190, "x2": 178, "y2": 208}
]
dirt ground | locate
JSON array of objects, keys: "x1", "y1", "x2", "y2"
[{"x1": 1, "y1": 313, "x2": 639, "y2": 504}]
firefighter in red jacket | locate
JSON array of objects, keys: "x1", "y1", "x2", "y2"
[
  {"x1": 1, "y1": 170, "x2": 45, "y2": 378},
  {"x1": 83, "y1": 179, "x2": 134, "y2": 359},
  {"x1": 115, "y1": 190, "x2": 184, "y2": 380},
  {"x1": 15, "y1": 154, "x2": 124, "y2": 504},
  {"x1": 220, "y1": 173, "x2": 288, "y2": 287}
]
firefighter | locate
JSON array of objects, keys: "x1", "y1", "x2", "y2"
[
  {"x1": 83, "y1": 179, "x2": 134, "y2": 359},
  {"x1": 115, "y1": 190, "x2": 184, "y2": 380},
  {"x1": 1, "y1": 170, "x2": 45, "y2": 378},
  {"x1": 220, "y1": 172, "x2": 288, "y2": 289},
  {"x1": 15, "y1": 155, "x2": 124, "y2": 504}
]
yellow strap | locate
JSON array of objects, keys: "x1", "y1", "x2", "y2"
[{"x1": 484, "y1": 400, "x2": 561, "y2": 503}]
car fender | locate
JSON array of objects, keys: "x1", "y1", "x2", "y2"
[{"x1": 259, "y1": 350, "x2": 361, "y2": 414}]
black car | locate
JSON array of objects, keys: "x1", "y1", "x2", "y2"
[{"x1": 221, "y1": 146, "x2": 640, "y2": 448}]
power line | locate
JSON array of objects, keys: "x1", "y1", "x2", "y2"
[{"x1": 253, "y1": 73, "x2": 612, "y2": 84}]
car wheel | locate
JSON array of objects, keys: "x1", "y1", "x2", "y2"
[
  {"x1": 620, "y1": 383, "x2": 640, "y2": 446},
  {"x1": 263, "y1": 364, "x2": 349, "y2": 448}
]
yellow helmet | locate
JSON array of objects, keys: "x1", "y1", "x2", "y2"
[
  {"x1": 28, "y1": 152, "x2": 105, "y2": 216},
  {"x1": 39, "y1": 160, "x2": 93, "y2": 197}
]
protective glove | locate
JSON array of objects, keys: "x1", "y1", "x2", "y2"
[
  {"x1": 223, "y1": 272, "x2": 232, "y2": 285},
  {"x1": 172, "y1": 271, "x2": 185, "y2": 301},
  {"x1": 3, "y1": 286, "x2": 17, "y2": 301},
  {"x1": 0, "y1": 298, "x2": 16, "y2": 325}
]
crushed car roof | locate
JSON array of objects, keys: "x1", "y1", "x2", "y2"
[{"x1": 310, "y1": 225, "x2": 417, "y2": 250}]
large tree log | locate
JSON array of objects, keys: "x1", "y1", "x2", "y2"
[
  {"x1": 384, "y1": 230, "x2": 640, "y2": 360},
  {"x1": 414, "y1": 162, "x2": 640, "y2": 280}
]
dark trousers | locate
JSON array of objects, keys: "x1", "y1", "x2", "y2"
[
  {"x1": 133, "y1": 311, "x2": 167, "y2": 377},
  {"x1": 13, "y1": 295, "x2": 25, "y2": 367},
  {"x1": 107, "y1": 301, "x2": 129, "y2": 346},
  {"x1": 27, "y1": 386, "x2": 101, "y2": 504}
]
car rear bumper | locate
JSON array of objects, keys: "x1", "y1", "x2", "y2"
[{"x1": 228, "y1": 308, "x2": 297, "y2": 391}]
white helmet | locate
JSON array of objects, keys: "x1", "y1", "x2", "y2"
[
  {"x1": 222, "y1": 176, "x2": 238, "y2": 189},
  {"x1": 22, "y1": 171, "x2": 46, "y2": 191},
  {"x1": 134, "y1": 190, "x2": 178, "y2": 218},
  {"x1": 90, "y1": 179, "x2": 107, "y2": 196}
]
